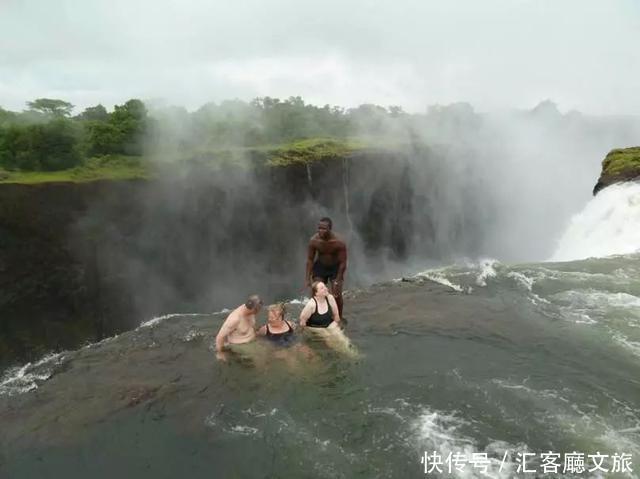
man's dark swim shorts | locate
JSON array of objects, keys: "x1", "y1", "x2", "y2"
[{"x1": 312, "y1": 261, "x2": 339, "y2": 283}]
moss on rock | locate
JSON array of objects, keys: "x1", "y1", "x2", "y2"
[
  {"x1": 593, "y1": 147, "x2": 640, "y2": 195},
  {"x1": 265, "y1": 138, "x2": 368, "y2": 166}
]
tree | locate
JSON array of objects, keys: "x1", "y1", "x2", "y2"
[
  {"x1": 78, "y1": 104, "x2": 109, "y2": 122},
  {"x1": 110, "y1": 99, "x2": 148, "y2": 155},
  {"x1": 348, "y1": 104, "x2": 389, "y2": 135},
  {"x1": 388, "y1": 105, "x2": 406, "y2": 118},
  {"x1": 36, "y1": 119, "x2": 82, "y2": 170},
  {"x1": 84, "y1": 121, "x2": 122, "y2": 156},
  {"x1": 112, "y1": 99, "x2": 147, "y2": 123},
  {"x1": 0, "y1": 126, "x2": 29, "y2": 169},
  {"x1": 0, "y1": 107, "x2": 17, "y2": 127},
  {"x1": 26, "y1": 98, "x2": 74, "y2": 117},
  {"x1": 0, "y1": 119, "x2": 81, "y2": 170}
]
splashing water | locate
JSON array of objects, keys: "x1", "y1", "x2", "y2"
[
  {"x1": 551, "y1": 182, "x2": 640, "y2": 261},
  {"x1": 1, "y1": 254, "x2": 639, "y2": 478}
]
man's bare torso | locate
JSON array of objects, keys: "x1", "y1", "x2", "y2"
[
  {"x1": 310, "y1": 233, "x2": 346, "y2": 266},
  {"x1": 227, "y1": 307, "x2": 256, "y2": 345}
]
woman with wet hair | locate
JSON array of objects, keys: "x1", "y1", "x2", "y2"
[
  {"x1": 257, "y1": 303, "x2": 296, "y2": 346},
  {"x1": 299, "y1": 281, "x2": 357, "y2": 356},
  {"x1": 300, "y1": 281, "x2": 340, "y2": 328}
]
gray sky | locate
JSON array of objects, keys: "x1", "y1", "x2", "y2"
[{"x1": 1, "y1": 0, "x2": 639, "y2": 114}]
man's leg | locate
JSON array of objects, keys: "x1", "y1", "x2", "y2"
[{"x1": 329, "y1": 278, "x2": 344, "y2": 319}]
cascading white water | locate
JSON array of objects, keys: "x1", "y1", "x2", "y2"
[{"x1": 550, "y1": 181, "x2": 640, "y2": 261}]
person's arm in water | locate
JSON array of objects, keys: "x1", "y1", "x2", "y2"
[
  {"x1": 257, "y1": 325, "x2": 267, "y2": 336},
  {"x1": 304, "y1": 240, "x2": 316, "y2": 288},
  {"x1": 215, "y1": 312, "x2": 241, "y2": 359},
  {"x1": 299, "y1": 300, "x2": 315, "y2": 327},
  {"x1": 328, "y1": 294, "x2": 341, "y2": 323}
]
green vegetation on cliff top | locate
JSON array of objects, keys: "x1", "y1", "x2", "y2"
[
  {"x1": 264, "y1": 137, "x2": 368, "y2": 166},
  {"x1": 601, "y1": 147, "x2": 640, "y2": 179},
  {"x1": 0, "y1": 138, "x2": 373, "y2": 184},
  {"x1": 0, "y1": 155, "x2": 149, "y2": 184},
  {"x1": 0, "y1": 95, "x2": 463, "y2": 185}
]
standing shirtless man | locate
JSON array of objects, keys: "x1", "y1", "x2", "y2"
[
  {"x1": 305, "y1": 217, "x2": 347, "y2": 317},
  {"x1": 215, "y1": 294, "x2": 262, "y2": 361}
]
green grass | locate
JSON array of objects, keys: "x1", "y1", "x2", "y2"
[
  {"x1": 0, "y1": 137, "x2": 391, "y2": 185},
  {"x1": 601, "y1": 147, "x2": 640, "y2": 178},
  {"x1": 0, "y1": 155, "x2": 150, "y2": 184}
]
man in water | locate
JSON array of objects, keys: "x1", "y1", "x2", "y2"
[
  {"x1": 215, "y1": 294, "x2": 263, "y2": 361},
  {"x1": 305, "y1": 217, "x2": 347, "y2": 317}
]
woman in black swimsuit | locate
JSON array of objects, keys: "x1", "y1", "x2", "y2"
[
  {"x1": 257, "y1": 303, "x2": 296, "y2": 346},
  {"x1": 299, "y1": 281, "x2": 341, "y2": 328}
]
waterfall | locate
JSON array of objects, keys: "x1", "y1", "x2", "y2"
[{"x1": 550, "y1": 182, "x2": 640, "y2": 261}]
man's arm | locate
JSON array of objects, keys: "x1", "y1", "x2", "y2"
[
  {"x1": 215, "y1": 313, "x2": 240, "y2": 352},
  {"x1": 336, "y1": 241, "x2": 347, "y2": 282},
  {"x1": 305, "y1": 240, "x2": 317, "y2": 287},
  {"x1": 328, "y1": 294, "x2": 340, "y2": 323}
]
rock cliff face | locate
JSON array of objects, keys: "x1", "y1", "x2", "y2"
[
  {"x1": 0, "y1": 153, "x2": 404, "y2": 365},
  {"x1": 593, "y1": 147, "x2": 640, "y2": 195},
  {"x1": 0, "y1": 180, "x2": 142, "y2": 365},
  {"x1": 0, "y1": 149, "x2": 491, "y2": 367}
]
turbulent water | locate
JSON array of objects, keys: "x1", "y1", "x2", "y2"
[
  {"x1": 551, "y1": 183, "x2": 640, "y2": 262},
  {"x1": 2, "y1": 182, "x2": 639, "y2": 478},
  {"x1": 1, "y1": 252, "x2": 639, "y2": 478}
]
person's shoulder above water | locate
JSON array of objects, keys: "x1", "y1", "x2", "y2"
[
  {"x1": 330, "y1": 233, "x2": 346, "y2": 245},
  {"x1": 312, "y1": 231, "x2": 344, "y2": 244},
  {"x1": 215, "y1": 294, "x2": 263, "y2": 361}
]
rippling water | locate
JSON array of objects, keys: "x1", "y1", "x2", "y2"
[{"x1": 1, "y1": 255, "x2": 639, "y2": 478}]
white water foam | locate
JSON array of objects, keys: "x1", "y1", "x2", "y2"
[
  {"x1": 545, "y1": 290, "x2": 640, "y2": 329},
  {"x1": 493, "y1": 378, "x2": 640, "y2": 468},
  {"x1": 229, "y1": 425, "x2": 260, "y2": 435},
  {"x1": 613, "y1": 334, "x2": 640, "y2": 358},
  {"x1": 0, "y1": 352, "x2": 66, "y2": 397},
  {"x1": 183, "y1": 329, "x2": 205, "y2": 342},
  {"x1": 415, "y1": 259, "x2": 500, "y2": 293},
  {"x1": 412, "y1": 409, "x2": 524, "y2": 478},
  {"x1": 1, "y1": 311, "x2": 209, "y2": 396},
  {"x1": 506, "y1": 272, "x2": 534, "y2": 291},
  {"x1": 472, "y1": 258, "x2": 499, "y2": 287},
  {"x1": 139, "y1": 312, "x2": 212, "y2": 328},
  {"x1": 139, "y1": 313, "x2": 183, "y2": 328},
  {"x1": 552, "y1": 290, "x2": 640, "y2": 315},
  {"x1": 551, "y1": 182, "x2": 640, "y2": 262},
  {"x1": 289, "y1": 296, "x2": 310, "y2": 305},
  {"x1": 418, "y1": 270, "x2": 465, "y2": 292}
]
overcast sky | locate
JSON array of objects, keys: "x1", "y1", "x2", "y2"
[{"x1": 1, "y1": 0, "x2": 639, "y2": 114}]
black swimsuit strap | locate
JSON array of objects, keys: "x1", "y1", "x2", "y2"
[
  {"x1": 267, "y1": 320, "x2": 291, "y2": 336},
  {"x1": 313, "y1": 297, "x2": 331, "y2": 314}
]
